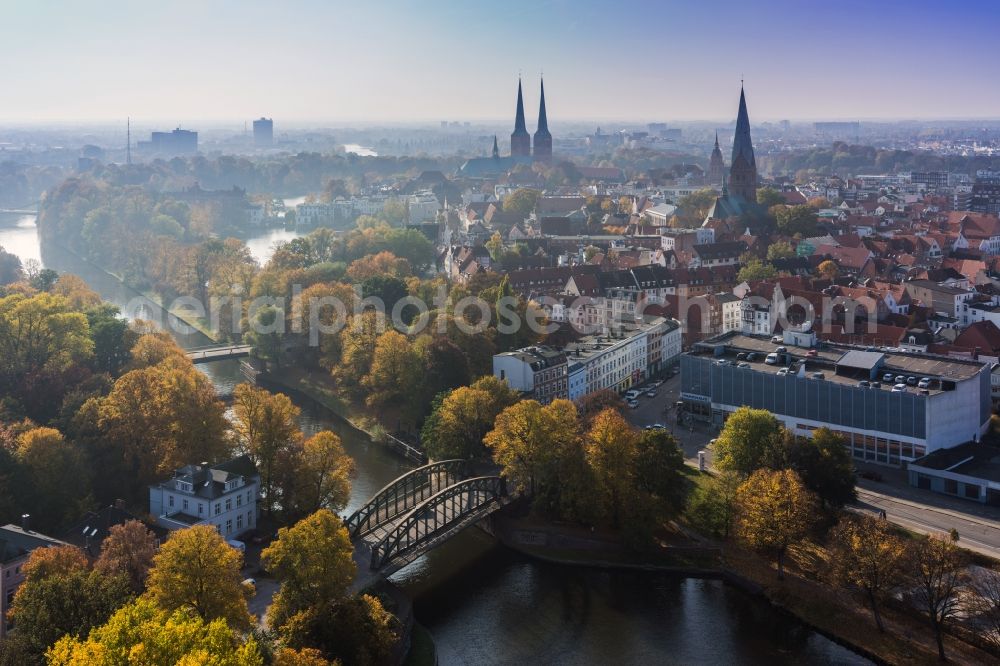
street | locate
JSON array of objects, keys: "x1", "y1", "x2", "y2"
[{"x1": 624, "y1": 371, "x2": 718, "y2": 459}]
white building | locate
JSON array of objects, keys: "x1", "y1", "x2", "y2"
[
  {"x1": 149, "y1": 456, "x2": 259, "y2": 540},
  {"x1": 493, "y1": 346, "x2": 569, "y2": 404}
]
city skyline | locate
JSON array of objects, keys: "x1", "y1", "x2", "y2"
[{"x1": 4, "y1": 0, "x2": 1000, "y2": 123}]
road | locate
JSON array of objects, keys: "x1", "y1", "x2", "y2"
[{"x1": 624, "y1": 373, "x2": 1000, "y2": 558}]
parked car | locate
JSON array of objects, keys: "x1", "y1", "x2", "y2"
[
  {"x1": 918, "y1": 377, "x2": 931, "y2": 389},
  {"x1": 775, "y1": 346, "x2": 787, "y2": 353},
  {"x1": 746, "y1": 352, "x2": 757, "y2": 362},
  {"x1": 736, "y1": 352, "x2": 747, "y2": 361},
  {"x1": 776, "y1": 367, "x2": 790, "y2": 376},
  {"x1": 645, "y1": 423, "x2": 666, "y2": 430},
  {"x1": 625, "y1": 390, "x2": 641, "y2": 400},
  {"x1": 806, "y1": 349, "x2": 818, "y2": 358},
  {"x1": 895, "y1": 375, "x2": 906, "y2": 384},
  {"x1": 871, "y1": 381, "x2": 881, "y2": 389},
  {"x1": 811, "y1": 372, "x2": 824, "y2": 380},
  {"x1": 626, "y1": 399, "x2": 639, "y2": 409},
  {"x1": 883, "y1": 373, "x2": 894, "y2": 383},
  {"x1": 858, "y1": 380, "x2": 870, "y2": 388},
  {"x1": 737, "y1": 362, "x2": 750, "y2": 368},
  {"x1": 891, "y1": 384, "x2": 907, "y2": 393},
  {"x1": 765, "y1": 353, "x2": 779, "y2": 365},
  {"x1": 771, "y1": 335, "x2": 783, "y2": 343},
  {"x1": 650, "y1": 380, "x2": 663, "y2": 388},
  {"x1": 646, "y1": 389, "x2": 658, "y2": 397}
]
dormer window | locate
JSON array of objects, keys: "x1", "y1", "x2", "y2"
[{"x1": 175, "y1": 480, "x2": 192, "y2": 493}]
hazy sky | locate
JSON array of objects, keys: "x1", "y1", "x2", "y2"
[{"x1": 3, "y1": 0, "x2": 999, "y2": 124}]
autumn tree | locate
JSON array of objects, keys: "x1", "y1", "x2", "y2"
[
  {"x1": 817, "y1": 259, "x2": 839, "y2": 280},
  {"x1": 829, "y1": 514, "x2": 908, "y2": 632},
  {"x1": 502, "y1": 188, "x2": 540, "y2": 218},
  {"x1": 736, "y1": 469, "x2": 817, "y2": 579},
  {"x1": 765, "y1": 240, "x2": 795, "y2": 261},
  {"x1": 334, "y1": 310, "x2": 384, "y2": 397},
  {"x1": 47, "y1": 598, "x2": 264, "y2": 666},
  {"x1": 345, "y1": 251, "x2": 412, "y2": 281},
  {"x1": 485, "y1": 231, "x2": 505, "y2": 262},
  {"x1": 95, "y1": 520, "x2": 159, "y2": 593},
  {"x1": 909, "y1": 531, "x2": 968, "y2": 660},
  {"x1": 0, "y1": 292, "x2": 93, "y2": 378},
  {"x1": 283, "y1": 431, "x2": 354, "y2": 517},
  {"x1": 685, "y1": 470, "x2": 742, "y2": 539},
  {"x1": 261, "y1": 509, "x2": 356, "y2": 629},
  {"x1": 8, "y1": 545, "x2": 132, "y2": 657},
  {"x1": 232, "y1": 383, "x2": 302, "y2": 514},
  {"x1": 713, "y1": 407, "x2": 784, "y2": 476},
  {"x1": 422, "y1": 375, "x2": 520, "y2": 460},
  {"x1": 757, "y1": 187, "x2": 786, "y2": 209},
  {"x1": 774, "y1": 204, "x2": 819, "y2": 236},
  {"x1": 361, "y1": 330, "x2": 422, "y2": 412},
  {"x1": 145, "y1": 525, "x2": 252, "y2": 630},
  {"x1": 15, "y1": 427, "x2": 92, "y2": 531},
  {"x1": 280, "y1": 593, "x2": 397, "y2": 666},
  {"x1": 737, "y1": 258, "x2": 778, "y2": 284},
  {"x1": 585, "y1": 409, "x2": 638, "y2": 528}
]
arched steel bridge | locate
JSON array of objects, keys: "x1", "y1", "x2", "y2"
[{"x1": 345, "y1": 459, "x2": 509, "y2": 579}]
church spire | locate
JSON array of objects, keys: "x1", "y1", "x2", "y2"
[
  {"x1": 728, "y1": 84, "x2": 758, "y2": 201},
  {"x1": 731, "y1": 85, "x2": 755, "y2": 167},
  {"x1": 511, "y1": 77, "x2": 531, "y2": 157},
  {"x1": 714, "y1": 131, "x2": 719, "y2": 150},
  {"x1": 533, "y1": 77, "x2": 552, "y2": 162},
  {"x1": 492, "y1": 135, "x2": 499, "y2": 158}
]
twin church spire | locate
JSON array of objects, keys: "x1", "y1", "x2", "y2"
[{"x1": 510, "y1": 77, "x2": 551, "y2": 162}]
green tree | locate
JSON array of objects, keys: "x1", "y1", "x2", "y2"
[
  {"x1": 145, "y1": 525, "x2": 252, "y2": 630},
  {"x1": 674, "y1": 188, "x2": 717, "y2": 227},
  {"x1": 784, "y1": 428, "x2": 856, "y2": 508},
  {"x1": 757, "y1": 187, "x2": 786, "y2": 209},
  {"x1": 713, "y1": 407, "x2": 784, "y2": 475},
  {"x1": 485, "y1": 231, "x2": 505, "y2": 262},
  {"x1": 502, "y1": 188, "x2": 540, "y2": 218},
  {"x1": 15, "y1": 427, "x2": 92, "y2": 531},
  {"x1": 774, "y1": 204, "x2": 819, "y2": 236},
  {"x1": 736, "y1": 469, "x2": 817, "y2": 579},
  {"x1": 737, "y1": 258, "x2": 778, "y2": 284},
  {"x1": 685, "y1": 470, "x2": 742, "y2": 538},
  {"x1": 765, "y1": 240, "x2": 795, "y2": 261}
]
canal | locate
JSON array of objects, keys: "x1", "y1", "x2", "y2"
[{"x1": 0, "y1": 211, "x2": 870, "y2": 665}]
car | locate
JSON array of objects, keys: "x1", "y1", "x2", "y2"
[
  {"x1": 765, "y1": 353, "x2": 779, "y2": 365},
  {"x1": 775, "y1": 346, "x2": 787, "y2": 353},
  {"x1": 811, "y1": 372, "x2": 824, "y2": 380},
  {"x1": 918, "y1": 378, "x2": 931, "y2": 389},
  {"x1": 871, "y1": 381, "x2": 881, "y2": 389},
  {"x1": 771, "y1": 335, "x2": 783, "y2": 343},
  {"x1": 891, "y1": 383, "x2": 907, "y2": 393},
  {"x1": 242, "y1": 577, "x2": 256, "y2": 588},
  {"x1": 646, "y1": 389, "x2": 658, "y2": 397},
  {"x1": 806, "y1": 349, "x2": 818, "y2": 358},
  {"x1": 650, "y1": 380, "x2": 663, "y2": 388},
  {"x1": 746, "y1": 352, "x2": 757, "y2": 362},
  {"x1": 895, "y1": 375, "x2": 906, "y2": 384},
  {"x1": 626, "y1": 399, "x2": 639, "y2": 409},
  {"x1": 883, "y1": 373, "x2": 894, "y2": 383},
  {"x1": 858, "y1": 380, "x2": 870, "y2": 388},
  {"x1": 737, "y1": 362, "x2": 750, "y2": 368},
  {"x1": 736, "y1": 352, "x2": 747, "y2": 361},
  {"x1": 645, "y1": 423, "x2": 666, "y2": 430},
  {"x1": 776, "y1": 367, "x2": 790, "y2": 376},
  {"x1": 625, "y1": 390, "x2": 640, "y2": 400},
  {"x1": 906, "y1": 376, "x2": 918, "y2": 386}
]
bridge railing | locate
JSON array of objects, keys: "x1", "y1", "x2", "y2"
[
  {"x1": 369, "y1": 475, "x2": 507, "y2": 573},
  {"x1": 345, "y1": 459, "x2": 468, "y2": 538}
]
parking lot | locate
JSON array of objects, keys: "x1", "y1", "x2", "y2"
[{"x1": 623, "y1": 371, "x2": 718, "y2": 461}]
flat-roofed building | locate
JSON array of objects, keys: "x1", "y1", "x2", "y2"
[
  {"x1": 680, "y1": 332, "x2": 992, "y2": 466},
  {"x1": 493, "y1": 346, "x2": 568, "y2": 404}
]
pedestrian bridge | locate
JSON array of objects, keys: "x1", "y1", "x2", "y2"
[
  {"x1": 345, "y1": 459, "x2": 509, "y2": 580},
  {"x1": 185, "y1": 344, "x2": 253, "y2": 364}
]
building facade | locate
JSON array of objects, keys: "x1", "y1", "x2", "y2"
[{"x1": 493, "y1": 346, "x2": 569, "y2": 404}]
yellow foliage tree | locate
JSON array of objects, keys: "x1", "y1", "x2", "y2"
[{"x1": 736, "y1": 469, "x2": 817, "y2": 579}]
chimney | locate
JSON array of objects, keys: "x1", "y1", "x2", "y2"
[{"x1": 21, "y1": 513, "x2": 30, "y2": 533}]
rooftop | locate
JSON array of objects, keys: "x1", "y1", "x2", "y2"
[
  {"x1": 0, "y1": 524, "x2": 66, "y2": 565},
  {"x1": 911, "y1": 441, "x2": 1000, "y2": 483}
]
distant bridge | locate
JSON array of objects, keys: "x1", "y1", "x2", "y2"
[
  {"x1": 345, "y1": 459, "x2": 510, "y2": 583},
  {"x1": 185, "y1": 344, "x2": 253, "y2": 364}
]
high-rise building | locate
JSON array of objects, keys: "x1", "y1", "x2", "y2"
[
  {"x1": 729, "y1": 86, "x2": 757, "y2": 202},
  {"x1": 138, "y1": 128, "x2": 198, "y2": 155},
  {"x1": 253, "y1": 117, "x2": 273, "y2": 147},
  {"x1": 709, "y1": 132, "x2": 725, "y2": 185},
  {"x1": 533, "y1": 79, "x2": 552, "y2": 162},
  {"x1": 510, "y1": 78, "x2": 531, "y2": 157}
]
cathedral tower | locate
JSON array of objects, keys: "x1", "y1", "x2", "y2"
[
  {"x1": 709, "y1": 131, "x2": 725, "y2": 184},
  {"x1": 729, "y1": 85, "x2": 757, "y2": 202},
  {"x1": 533, "y1": 78, "x2": 552, "y2": 162},
  {"x1": 510, "y1": 78, "x2": 531, "y2": 157}
]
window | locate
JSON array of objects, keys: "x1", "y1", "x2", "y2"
[
  {"x1": 248, "y1": 511, "x2": 254, "y2": 526},
  {"x1": 944, "y1": 478, "x2": 958, "y2": 495},
  {"x1": 965, "y1": 484, "x2": 981, "y2": 500},
  {"x1": 225, "y1": 519, "x2": 233, "y2": 534},
  {"x1": 198, "y1": 503, "x2": 204, "y2": 516},
  {"x1": 237, "y1": 514, "x2": 243, "y2": 530},
  {"x1": 225, "y1": 498, "x2": 232, "y2": 511},
  {"x1": 214, "y1": 503, "x2": 221, "y2": 516},
  {"x1": 237, "y1": 494, "x2": 242, "y2": 507},
  {"x1": 168, "y1": 495, "x2": 174, "y2": 508},
  {"x1": 182, "y1": 499, "x2": 189, "y2": 511}
]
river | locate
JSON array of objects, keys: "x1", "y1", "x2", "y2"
[{"x1": 0, "y1": 212, "x2": 869, "y2": 665}]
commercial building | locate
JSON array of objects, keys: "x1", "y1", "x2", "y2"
[
  {"x1": 1, "y1": 521, "x2": 66, "y2": 639},
  {"x1": 493, "y1": 346, "x2": 568, "y2": 404},
  {"x1": 149, "y1": 456, "x2": 259, "y2": 540},
  {"x1": 680, "y1": 332, "x2": 992, "y2": 466},
  {"x1": 908, "y1": 442, "x2": 1000, "y2": 505},
  {"x1": 253, "y1": 117, "x2": 273, "y2": 147},
  {"x1": 138, "y1": 128, "x2": 198, "y2": 155}
]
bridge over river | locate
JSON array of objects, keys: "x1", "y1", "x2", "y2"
[
  {"x1": 344, "y1": 460, "x2": 510, "y2": 590},
  {"x1": 185, "y1": 344, "x2": 253, "y2": 363}
]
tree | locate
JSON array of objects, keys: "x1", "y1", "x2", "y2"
[
  {"x1": 345, "y1": 251, "x2": 411, "y2": 281},
  {"x1": 279, "y1": 593, "x2": 396, "y2": 666},
  {"x1": 362, "y1": 330, "x2": 422, "y2": 412},
  {"x1": 274, "y1": 647, "x2": 334, "y2": 665},
  {"x1": 423, "y1": 376, "x2": 519, "y2": 460},
  {"x1": 47, "y1": 598, "x2": 264, "y2": 666},
  {"x1": 713, "y1": 407, "x2": 784, "y2": 475},
  {"x1": 502, "y1": 188, "x2": 540, "y2": 218},
  {"x1": 909, "y1": 531, "x2": 967, "y2": 660},
  {"x1": 784, "y1": 428, "x2": 856, "y2": 508},
  {"x1": 966, "y1": 567, "x2": 1000, "y2": 651},
  {"x1": 485, "y1": 231, "x2": 505, "y2": 262},
  {"x1": 634, "y1": 429, "x2": 687, "y2": 518},
  {"x1": 485, "y1": 400, "x2": 557, "y2": 497},
  {"x1": 757, "y1": 187, "x2": 786, "y2": 209},
  {"x1": 585, "y1": 409, "x2": 638, "y2": 528},
  {"x1": 15, "y1": 427, "x2": 92, "y2": 531},
  {"x1": 830, "y1": 514, "x2": 908, "y2": 632},
  {"x1": 817, "y1": 259, "x2": 839, "y2": 280},
  {"x1": 284, "y1": 431, "x2": 354, "y2": 516},
  {"x1": 774, "y1": 204, "x2": 819, "y2": 236},
  {"x1": 0, "y1": 292, "x2": 93, "y2": 378},
  {"x1": 8, "y1": 545, "x2": 131, "y2": 657},
  {"x1": 0, "y1": 245, "x2": 22, "y2": 285},
  {"x1": 261, "y1": 509, "x2": 356, "y2": 630},
  {"x1": 145, "y1": 525, "x2": 252, "y2": 630},
  {"x1": 232, "y1": 383, "x2": 303, "y2": 514},
  {"x1": 674, "y1": 188, "x2": 717, "y2": 227},
  {"x1": 766, "y1": 240, "x2": 795, "y2": 261},
  {"x1": 736, "y1": 469, "x2": 817, "y2": 579},
  {"x1": 95, "y1": 520, "x2": 159, "y2": 593},
  {"x1": 685, "y1": 470, "x2": 741, "y2": 539},
  {"x1": 737, "y1": 258, "x2": 778, "y2": 284}
]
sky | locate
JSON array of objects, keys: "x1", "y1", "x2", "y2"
[{"x1": 2, "y1": 0, "x2": 1000, "y2": 124}]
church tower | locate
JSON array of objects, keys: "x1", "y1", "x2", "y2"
[
  {"x1": 492, "y1": 135, "x2": 499, "y2": 159},
  {"x1": 533, "y1": 78, "x2": 552, "y2": 162},
  {"x1": 510, "y1": 78, "x2": 531, "y2": 157},
  {"x1": 729, "y1": 85, "x2": 757, "y2": 202},
  {"x1": 708, "y1": 131, "x2": 725, "y2": 184}
]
